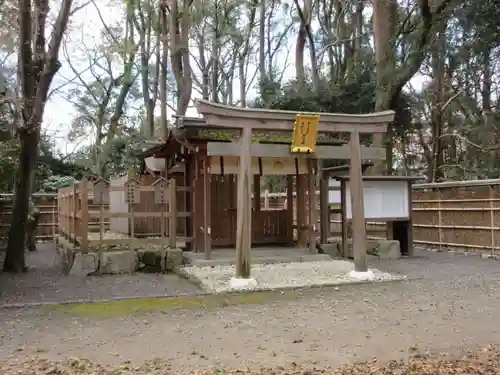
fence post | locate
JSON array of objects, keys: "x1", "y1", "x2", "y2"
[
  {"x1": 56, "y1": 191, "x2": 61, "y2": 238},
  {"x1": 71, "y1": 184, "x2": 78, "y2": 246},
  {"x1": 489, "y1": 185, "x2": 495, "y2": 255},
  {"x1": 263, "y1": 189, "x2": 269, "y2": 210},
  {"x1": 169, "y1": 178, "x2": 177, "y2": 248},
  {"x1": 52, "y1": 195, "x2": 57, "y2": 249},
  {"x1": 437, "y1": 189, "x2": 443, "y2": 251},
  {"x1": 80, "y1": 178, "x2": 89, "y2": 253}
]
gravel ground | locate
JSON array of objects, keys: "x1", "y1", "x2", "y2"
[
  {"x1": 0, "y1": 243, "x2": 201, "y2": 305},
  {"x1": 183, "y1": 260, "x2": 404, "y2": 293},
  {"x1": 1, "y1": 248, "x2": 500, "y2": 372}
]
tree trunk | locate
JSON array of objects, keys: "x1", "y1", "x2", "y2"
[
  {"x1": 371, "y1": 0, "x2": 454, "y2": 174},
  {"x1": 429, "y1": 23, "x2": 446, "y2": 182},
  {"x1": 3, "y1": 128, "x2": 39, "y2": 272},
  {"x1": 3, "y1": 0, "x2": 72, "y2": 272}
]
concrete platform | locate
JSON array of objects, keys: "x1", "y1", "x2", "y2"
[{"x1": 183, "y1": 247, "x2": 333, "y2": 267}]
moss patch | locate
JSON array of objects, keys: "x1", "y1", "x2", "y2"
[
  {"x1": 50, "y1": 291, "x2": 298, "y2": 317},
  {"x1": 196, "y1": 129, "x2": 344, "y2": 144}
]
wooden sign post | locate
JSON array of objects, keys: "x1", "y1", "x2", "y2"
[
  {"x1": 291, "y1": 114, "x2": 320, "y2": 153},
  {"x1": 124, "y1": 177, "x2": 140, "y2": 238},
  {"x1": 92, "y1": 177, "x2": 110, "y2": 271},
  {"x1": 153, "y1": 177, "x2": 169, "y2": 250}
]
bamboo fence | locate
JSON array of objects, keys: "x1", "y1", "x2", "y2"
[{"x1": 412, "y1": 179, "x2": 500, "y2": 254}]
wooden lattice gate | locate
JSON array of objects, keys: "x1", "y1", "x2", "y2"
[{"x1": 210, "y1": 175, "x2": 291, "y2": 247}]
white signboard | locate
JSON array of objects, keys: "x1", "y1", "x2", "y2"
[
  {"x1": 328, "y1": 179, "x2": 341, "y2": 204},
  {"x1": 328, "y1": 179, "x2": 409, "y2": 220}
]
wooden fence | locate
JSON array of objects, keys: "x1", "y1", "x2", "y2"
[
  {"x1": 0, "y1": 193, "x2": 59, "y2": 241},
  {"x1": 0, "y1": 179, "x2": 499, "y2": 253},
  {"x1": 412, "y1": 179, "x2": 500, "y2": 253},
  {"x1": 56, "y1": 177, "x2": 187, "y2": 253}
]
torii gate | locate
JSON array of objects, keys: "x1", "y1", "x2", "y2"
[{"x1": 191, "y1": 100, "x2": 395, "y2": 286}]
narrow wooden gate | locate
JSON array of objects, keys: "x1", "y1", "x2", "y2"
[
  {"x1": 211, "y1": 175, "x2": 237, "y2": 246},
  {"x1": 211, "y1": 175, "x2": 292, "y2": 247}
]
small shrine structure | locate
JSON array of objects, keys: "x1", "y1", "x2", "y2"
[{"x1": 142, "y1": 100, "x2": 396, "y2": 280}]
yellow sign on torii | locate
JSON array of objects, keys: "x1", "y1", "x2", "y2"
[{"x1": 291, "y1": 114, "x2": 320, "y2": 153}]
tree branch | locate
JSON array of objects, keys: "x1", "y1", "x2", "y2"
[
  {"x1": 390, "y1": 0, "x2": 456, "y2": 102},
  {"x1": 29, "y1": 0, "x2": 74, "y2": 129}
]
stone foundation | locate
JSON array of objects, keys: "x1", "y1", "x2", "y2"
[
  {"x1": 56, "y1": 246, "x2": 184, "y2": 275},
  {"x1": 101, "y1": 251, "x2": 139, "y2": 274},
  {"x1": 322, "y1": 239, "x2": 401, "y2": 260}
]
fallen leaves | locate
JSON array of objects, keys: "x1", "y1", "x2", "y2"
[{"x1": 1, "y1": 346, "x2": 500, "y2": 375}]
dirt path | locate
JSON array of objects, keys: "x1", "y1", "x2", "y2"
[{"x1": 2, "y1": 250, "x2": 500, "y2": 372}]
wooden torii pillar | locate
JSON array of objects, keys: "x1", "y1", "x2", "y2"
[{"x1": 191, "y1": 100, "x2": 395, "y2": 280}]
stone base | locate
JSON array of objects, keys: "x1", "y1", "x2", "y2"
[
  {"x1": 228, "y1": 277, "x2": 258, "y2": 290},
  {"x1": 137, "y1": 248, "x2": 184, "y2": 273},
  {"x1": 69, "y1": 252, "x2": 98, "y2": 275},
  {"x1": 100, "y1": 249, "x2": 182, "y2": 275},
  {"x1": 317, "y1": 243, "x2": 342, "y2": 258},
  {"x1": 137, "y1": 249, "x2": 167, "y2": 273},
  {"x1": 100, "y1": 251, "x2": 139, "y2": 275},
  {"x1": 165, "y1": 248, "x2": 183, "y2": 271},
  {"x1": 348, "y1": 270, "x2": 375, "y2": 281},
  {"x1": 55, "y1": 241, "x2": 184, "y2": 275},
  {"x1": 327, "y1": 239, "x2": 401, "y2": 259}
]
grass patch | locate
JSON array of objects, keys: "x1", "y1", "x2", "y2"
[{"x1": 50, "y1": 290, "x2": 298, "y2": 317}]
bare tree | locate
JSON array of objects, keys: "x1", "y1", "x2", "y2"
[{"x1": 3, "y1": 0, "x2": 74, "y2": 272}]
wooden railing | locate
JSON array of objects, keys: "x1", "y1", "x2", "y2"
[{"x1": 56, "y1": 177, "x2": 191, "y2": 253}]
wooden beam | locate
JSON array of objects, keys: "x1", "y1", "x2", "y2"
[
  {"x1": 195, "y1": 100, "x2": 395, "y2": 133},
  {"x1": 235, "y1": 126, "x2": 252, "y2": 278},
  {"x1": 348, "y1": 131, "x2": 367, "y2": 272},
  {"x1": 203, "y1": 156, "x2": 212, "y2": 259},
  {"x1": 169, "y1": 178, "x2": 177, "y2": 248},
  {"x1": 80, "y1": 178, "x2": 89, "y2": 253},
  {"x1": 184, "y1": 153, "x2": 193, "y2": 251},
  {"x1": 307, "y1": 159, "x2": 317, "y2": 254},
  {"x1": 193, "y1": 153, "x2": 204, "y2": 253},
  {"x1": 319, "y1": 175, "x2": 329, "y2": 244},
  {"x1": 253, "y1": 175, "x2": 261, "y2": 212},
  {"x1": 206, "y1": 142, "x2": 386, "y2": 160},
  {"x1": 286, "y1": 175, "x2": 294, "y2": 246},
  {"x1": 209, "y1": 156, "x2": 308, "y2": 176},
  {"x1": 198, "y1": 114, "x2": 387, "y2": 133},
  {"x1": 74, "y1": 211, "x2": 191, "y2": 219},
  {"x1": 296, "y1": 175, "x2": 307, "y2": 247}
]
